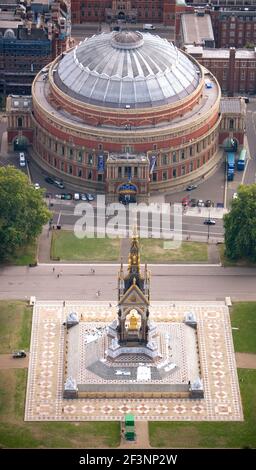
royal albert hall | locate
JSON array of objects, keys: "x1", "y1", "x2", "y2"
[{"x1": 30, "y1": 30, "x2": 223, "y2": 201}]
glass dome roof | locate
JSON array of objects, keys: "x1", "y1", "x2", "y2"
[{"x1": 56, "y1": 31, "x2": 201, "y2": 109}]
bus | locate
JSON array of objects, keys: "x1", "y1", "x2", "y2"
[{"x1": 237, "y1": 148, "x2": 247, "y2": 171}]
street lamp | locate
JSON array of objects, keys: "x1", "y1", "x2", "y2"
[{"x1": 207, "y1": 207, "x2": 211, "y2": 243}]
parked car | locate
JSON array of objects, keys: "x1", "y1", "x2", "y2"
[
  {"x1": 45, "y1": 176, "x2": 55, "y2": 185},
  {"x1": 197, "y1": 199, "x2": 205, "y2": 207},
  {"x1": 232, "y1": 192, "x2": 238, "y2": 199},
  {"x1": 80, "y1": 193, "x2": 88, "y2": 201},
  {"x1": 205, "y1": 199, "x2": 213, "y2": 207},
  {"x1": 86, "y1": 193, "x2": 95, "y2": 201},
  {"x1": 34, "y1": 183, "x2": 40, "y2": 190},
  {"x1": 61, "y1": 193, "x2": 72, "y2": 200},
  {"x1": 12, "y1": 350, "x2": 26, "y2": 358},
  {"x1": 204, "y1": 218, "x2": 216, "y2": 225},
  {"x1": 190, "y1": 198, "x2": 198, "y2": 207},
  {"x1": 186, "y1": 184, "x2": 197, "y2": 191},
  {"x1": 73, "y1": 193, "x2": 80, "y2": 200}
]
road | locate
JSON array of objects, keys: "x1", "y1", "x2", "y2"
[
  {"x1": 0, "y1": 265, "x2": 256, "y2": 301},
  {"x1": 244, "y1": 99, "x2": 256, "y2": 185},
  {"x1": 49, "y1": 200, "x2": 224, "y2": 239}
]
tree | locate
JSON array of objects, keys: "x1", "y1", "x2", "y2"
[
  {"x1": 224, "y1": 184, "x2": 256, "y2": 261},
  {"x1": 0, "y1": 166, "x2": 50, "y2": 261}
]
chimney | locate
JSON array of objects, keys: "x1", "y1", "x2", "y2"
[{"x1": 228, "y1": 47, "x2": 236, "y2": 96}]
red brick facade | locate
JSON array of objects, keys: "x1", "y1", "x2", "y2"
[
  {"x1": 71, "y1": 0, "x2": 177, "y2": 25},
  {"x1": 186, "y1": 46, "x2": 256, "y2": 95}
]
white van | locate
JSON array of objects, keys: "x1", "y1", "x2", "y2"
[
  {"x1": 143, "y1": 24, "x2": 155, "y2": 30},
  {"x1": 19, "y1": 152, "x2": 26, "y2": 167}
]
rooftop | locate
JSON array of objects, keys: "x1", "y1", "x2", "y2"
[
  {"x1": 220, "y1": 97, "x2": 245, "y2": 114},
  {"x1": 181, "y1": 13, "x2": 214, "y2": 46},
  {"x1": 6, "y1": 95, "x2": 32, "y2": 112},
  {"x1": 56, "y1": 31, "x2": 201, "y2": 109},
  {"x1": 185, "y1": 46, "x2": 256, "y2": 60},
  {"x1": 34, "y1": 67, "x2": 219, "y2": 135}
]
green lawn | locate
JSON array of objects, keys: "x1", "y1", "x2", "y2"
[
  {"x1": 140, "y1": 239, "x2": 208, "y2": 263},
  {"x1": 6, "y1": 240, "x2": 37, "y2": 266},
  {"x1": 0, "y1": 301, "x2": 32, "y2": 353},
  {"x1": 51, "y1": 231, "x2": 208, "y2": 263},
  {"x1": 231, "y1": 302, "x2": 256, "y2": 354},
  {"x1": 149, "y1": 369, "x2": 256, "y2": 448},
  {"x1": 51, "y1": 231, "x2": 121, "y2": 261},
  {"x1": 0, "y1": 369, "x2": 120, "y2": 448}
]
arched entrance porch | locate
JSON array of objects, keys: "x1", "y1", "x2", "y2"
[{"x1": 13, "y1": 135, "x2": 29, "y2": 151}]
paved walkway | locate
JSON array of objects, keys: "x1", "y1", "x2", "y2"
[
  {"x1": 119, "y1": 421, "x2": 150, "y2": 449},
  {"x1": 37, "y1": 225, "x2": 52, "y2": 263},
  {"x1": 25, "y1": 301, "x2": 243, "y2": 422},
  {"x1": 235, "y1": 353, "x2": 256, "y2": 369},
  {"x1": 207, "y1": 244, "x2": 220, "y2": 264},
  {"x1": 0, "y1": 353, "x2": 29, "y2": 369}
]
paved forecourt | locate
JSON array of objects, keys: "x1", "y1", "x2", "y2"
[{"x1": 25, "y1": 301, "x2": 243, "y2": 422}]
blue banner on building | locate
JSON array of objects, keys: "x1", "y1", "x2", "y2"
[
  {"x1": 150, "y1": 155, "x2": 156, "y2": 174},
  {"x1": 97, "y1": 155, "x2": 104, "y2": 172}
]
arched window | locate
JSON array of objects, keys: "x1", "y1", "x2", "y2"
[{"x1": 17, "y1": 117, "x2": 23, "y2": 128}]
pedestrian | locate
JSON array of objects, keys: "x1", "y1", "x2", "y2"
[
  {"x1": 109, "y1": 302, "x2": 112, "y2": 307},
  {"x1": 53, "y1": 267, "x2": 55, "y2": 273},
  {"x1": 57, "y1": 274, "x2": 60, "y2": 278},
  {"x1": 63, "y1": 300, "x2": 65, "y2": 307}
]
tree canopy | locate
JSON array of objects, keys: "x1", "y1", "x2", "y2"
[
  {"x1": 0, "y1": 166, "x2": 50, "y2": 261},
  {"x1": 224, "y1": 184, "x2": 256, "y2": 261}
]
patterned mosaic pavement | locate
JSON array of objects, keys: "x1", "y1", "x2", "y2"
[{"x1": 25, "y1": 301, "x2": 243, "y2": 422}]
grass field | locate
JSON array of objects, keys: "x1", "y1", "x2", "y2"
[
  {"x1": 51, "y1": 231, "x2": 121, "y2": 261},
  {"x1": 231, "y1": 302, "x2": 256, "y2": 354},
  {"x1": 140, "y1": 239, "x2": 208, "y2": 263},
  {"x1": 5, "y1": 240, "x2": 37, "y2": 266},
  {"x1": 0, "y1": 301, "x2": 32, "y2": 353},
  {"x1": 0, "y1": 369, "x2": 120, "y2": 448},
  {"x1": 51, "y1": 231, "x2": 208, "y2": 263}
]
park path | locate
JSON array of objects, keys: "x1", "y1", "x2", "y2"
[
  {"x1": 0, "y1": 353, "x2": 29, "y2": 369},
  {"x1": 207, "y1": 244, "x2": 220, "y2": 264},
  {"x1": 37, "y1": 225, "x2": 52, "y2": 263},
  {"x1": 235, "y1": 353, "x2": 256, "y2": 369},
  {"x1": 119, "y1": 421, "x2": 150, "y2": 449}
]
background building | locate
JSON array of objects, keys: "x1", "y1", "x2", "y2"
[
  {"x1": 186, "y1": 45, "x2": 256, "y2": 94},
  {"x1": 0, "y1": 1, "x2": 72, "y2": 98},
  {"x1": 71, "y1": 0, "x2": 179, "y2": 26}
]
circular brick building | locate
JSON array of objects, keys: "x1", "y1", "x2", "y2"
[{"x1": 31, "y1": 31, "x2": 222, "y2": 201}]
